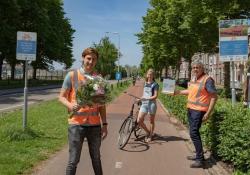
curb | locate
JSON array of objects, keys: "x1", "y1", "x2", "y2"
[
  {"x1": 157, "y1": 99, "x2": 232, "y2": 175},
  {"x1": 0, "y1": 85, "x2": 61, "y2": 96}
]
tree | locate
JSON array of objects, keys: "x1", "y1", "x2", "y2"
[
  {"x1": 0, "y1": 0, "x2": 20, "y2": 80},
  {"x1": 137, "y1": 0, "x2": 250, "y2": 94},
  {"x1": 0, "y1": 0, "x2": 74, "y2": 80},
  {"x1": 92, "y1": 37, "x2": 118, "y2": 79}
]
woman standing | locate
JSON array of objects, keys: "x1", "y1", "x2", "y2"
[{"x1": 137, "y1": 68, "x2": 159, "y2": 142}]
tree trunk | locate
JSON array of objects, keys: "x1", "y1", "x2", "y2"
[
  {"x1": 175, "y1": 64, "x2": 180, "y2": 80},
  {"x1": 0, "y1": 55, "x2": 3, "y2": 80},
  {"x1": 33, "y1": 67, "x2": 37, "y2": 79},
  {"x1": 188, "y1": 58, "x2": 192, "y2": 80},
  {"x1": 224, "y1": 62, "x2": 231, "y2": 97},
  {"x1": 11, "y1": 63, "x2": 15, "y2": 80}
]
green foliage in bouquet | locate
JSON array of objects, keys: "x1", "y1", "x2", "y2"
[{"x1": 76, "y1": 75, "x2": 112, "y2": 106}]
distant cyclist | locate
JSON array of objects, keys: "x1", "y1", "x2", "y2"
[
  {"x1": 132, "y1": 75, "x2": 136, "y2": 86},
  {"x1": 137, "y1": 68, "x2": 159, "y2": 142}
]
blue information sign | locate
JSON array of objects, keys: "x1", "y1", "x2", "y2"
[
  {"x1": 115, "y1": 72, "x2": 122, "y2": 80},
  {"x1": 220, "y1": 40, "x2": 248, "y2": 56},
  {"x1": 16, "y1": 40, "x2": 36, "y2": 54},
  {"x1": 16, "y1": 32, "x2": 37, "y2": 61},
  {"x1": 219, "y1": 19, "x2": 249, "y2": 62}
]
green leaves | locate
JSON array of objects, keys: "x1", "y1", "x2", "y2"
[
  {"x1": 93, "y1": 37, "x2": 118, "y2": 79},
  {"x1": 159, "y1": 83, "x2": 250, "y2": 173},
  {"x1": 0, "y1": 0, "x2": 74, "y2": 79},
  {"x1": 216, "y1": 103, "x2": 250, "y2": 172},
  {"x1": 137, "y1": 0, "x2": 250, "y2": 79}
]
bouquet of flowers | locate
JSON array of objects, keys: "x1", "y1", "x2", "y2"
[{"x1": 76, "y1": 74, "x2": 112, "y2": 107}]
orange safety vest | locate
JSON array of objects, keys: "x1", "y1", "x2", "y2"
[
  {"x1": 187, "y1": 74, "x2": 213, "y2": 112},
  {"x1": 67, "y1": 69, "x2": 101, "y2": 126}
]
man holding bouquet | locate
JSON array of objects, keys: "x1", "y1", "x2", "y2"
[{"x1": 59, "y1": 47, "x2": 107, "y2": 175}]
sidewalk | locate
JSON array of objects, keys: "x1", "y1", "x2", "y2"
[
  {"x1": 31, "y1": 80, "x2": 228, "y2": 175},
  {"x1": 0, "y1": 85, "x2": 61, "y2": 96}
]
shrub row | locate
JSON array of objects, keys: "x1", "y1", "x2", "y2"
[{"x1": 158, "y1": 86, "x2": 250, "y2": 174}]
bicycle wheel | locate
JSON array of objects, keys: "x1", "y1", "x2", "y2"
[{"x1": 118, "y1": 117, "x2": 134, "y2": 149}]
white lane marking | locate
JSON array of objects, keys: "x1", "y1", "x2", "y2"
[
  {"x1": 115, "y1": 162, "x2": 123, "y2": 169},
  {"x1": 0, "y1": 102, "x2": 35, "y2": 112},
  {"x1": 0, "y1": 104, "x2": 23, "y2": 111}
]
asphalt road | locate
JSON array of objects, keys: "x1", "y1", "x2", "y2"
[{"x1": 0, "y1": 88, "x2": 60, "y2": 113}]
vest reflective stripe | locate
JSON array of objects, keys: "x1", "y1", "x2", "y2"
[
  {"x1": 187, "y1": 75, "x2": 211, "y2": 111},
  {"x1": 73, "y1": 111, "x2": 99, "y2": 116},
  {"x1": 196, "y1": 78, "x2": 206, "y2": 98},
  {"x1": 187, "y1": 100, "x2": 209, "y2": 107},
  {"x1": 68, "y1": 70, "x2": 100, "y2": 125}
]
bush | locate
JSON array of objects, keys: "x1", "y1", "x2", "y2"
[
  {"x1": 200, "y1": 107, "x2": 225, "y2": 156},
  {"x1": 159, "y1": 83, "x2": 250, "y2": 173},
  {"x1": 158, "y1": 86, "x2": 187, "y2": 124},
  {"x1": 217, "y1": 103, "x2": 250, "y2": 172}
]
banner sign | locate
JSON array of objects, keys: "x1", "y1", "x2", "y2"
[
  {"x1": 219, "y1": 19, "x2": 249, "y2": 62},
  {"x1": 16, "y1": 31, "x2": 37, "y2": 61}
]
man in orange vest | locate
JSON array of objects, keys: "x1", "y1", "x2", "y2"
[
  {"x1": 59, "y1": 47, "x2": 108, "y2": 175},
  {"x1": 174, "y1": 60, "x2": 218, "y2": 168}
]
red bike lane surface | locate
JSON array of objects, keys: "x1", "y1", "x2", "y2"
[{"x1": 32, "y1": 80, "x2": 205, "y2": 175}]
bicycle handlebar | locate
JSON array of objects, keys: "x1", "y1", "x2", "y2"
[{"x1": 124, "y1": 91, "x2": 140, "y2": 99}]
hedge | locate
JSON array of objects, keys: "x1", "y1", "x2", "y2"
[{"x1": 158, "y1": 84, "x2": 250, "y2": 174}]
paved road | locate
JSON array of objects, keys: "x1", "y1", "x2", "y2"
[
  {"x1": 32, "y1": 80, "x2": 205, "y2": 175},
  {"x1": 0, "y1": 80, "x2": 120, "y2": 113},
  {"x1": 0, "y1": 88, "x2": 60, "y2": 113}
]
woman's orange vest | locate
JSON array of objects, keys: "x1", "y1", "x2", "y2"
[
  {"x1": 67, "y1": 70, "x2": 101, "y2": 126},
  {"x1": 187, "y1": 74, "x2": 212, "y2": 112}
]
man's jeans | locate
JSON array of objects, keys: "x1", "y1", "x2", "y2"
[
  {"x1": 187, "y1": 108, "x2": 206, "y2": 161},
  {"x1": 66, "y1": 125, "x2": 102, "y2": 175}
]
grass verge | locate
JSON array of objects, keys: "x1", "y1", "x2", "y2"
[{"x1": 0, "y1": 80, "x2": 130, "y2": 175}]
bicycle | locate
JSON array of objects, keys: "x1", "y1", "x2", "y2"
[
  {"x1": 117, "y1": 92, "x2": 143, "y2": 149},
  {"x1": 132, "y1": 79, "x2": 136, "y2": 86}
]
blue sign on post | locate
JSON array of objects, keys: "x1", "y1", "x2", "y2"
[
  {"x1": 16, "y1": 31, "x2": 37, "y2": 129},
  {"x1": 115, "y1": 72, "x2": 122, "y2": 80},
  {"x1": 16, "y1": 31, "x2": 37, "y2": 61},
  {"x1": 219, "y1": 19, "x2": 249, "y2": 62}
]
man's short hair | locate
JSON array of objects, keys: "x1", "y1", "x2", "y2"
[
  {"x1": 82, "y1": 47, "x2": 99, "y2": 59},
  {"x1": 191, "y1": 60, "x2": 204, "y2": 68}
]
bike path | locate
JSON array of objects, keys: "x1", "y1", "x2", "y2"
[{"x1": 32, "y1": 80, "x2": 205, "y2": 175}]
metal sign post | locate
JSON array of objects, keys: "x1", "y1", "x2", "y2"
[
  {"x1": 16, "y1": 31, "x2": 37, "y2": 129},
  {"x1": 23, "y1": 58, "x2": 28, "y2": 128},
  {"x1": 231, "y1": 61, "x2": 236, "y2": 105}
]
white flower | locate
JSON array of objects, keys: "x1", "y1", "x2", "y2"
[
  {"x1": 93, "y1": 84, "x2": 99, "y2": 91},
  {"x1": 85, "y1": 74, "x2": 94, "y2": 80}
]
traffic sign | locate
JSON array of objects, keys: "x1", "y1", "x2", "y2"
[
  {"x1": 16, "y1": 31, "x2": 37, "y2": 61},
  {"x1": 115, "y1": 72, "x2": 122, "y2": 80},
  {"x1": 219, "y1": 19, "x2": 249, "y2": 62}
]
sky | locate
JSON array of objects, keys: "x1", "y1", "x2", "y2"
[{"x1": 61, "y1": 0, "x2": 150, "y2": 69}]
